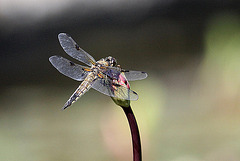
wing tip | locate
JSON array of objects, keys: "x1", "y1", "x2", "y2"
[
  {"x1": 58, "y1": 32, "x2": 66, "y2": 37},
  {"x1": 139, "y1": 71, "x2": 148, "y2": 79},
  {"x1": 58, "y1": 33, "x2": 71, "y2": 40},
  {"x1": 49, "y1": 56, "x2": 54, "y2": 62},
  {"x1": 49, "y1": 56, "x2": 56, "y2": 64},
  {"x1": 143, "y1": 72, "x2": 148, "y2": 79},
  {"x1": 131, "y1": 91, "x2": 139, "y2": 101},
  {"x1": 49, "y1": 55, "x2": 62, "y2": 63}
]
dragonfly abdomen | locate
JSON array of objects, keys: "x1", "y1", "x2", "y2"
[{"x1": 62, "y1": 72, "x2": 96, "y2": 110}]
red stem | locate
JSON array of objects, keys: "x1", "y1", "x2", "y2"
[{"x1": 121, "y1": 106, "x2": 142, "y2": 161}]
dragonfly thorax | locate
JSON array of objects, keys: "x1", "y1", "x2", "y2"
[{"x1": 96, "y1": 58, "x2": 108, "y2": 67}]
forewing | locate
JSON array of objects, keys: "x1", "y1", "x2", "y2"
[
  {"x1": 49, "y1": 55, "x2": 89, "y2": 81},
  {"x1": 123, "y1": 70, "x2": 148, "y2": 81},
  {"x1": 58, "y1": 33, "x2": 96, "y2": 66},
  {"x1": 92, "y1": 78, "x2": 138, "y2": 100}
]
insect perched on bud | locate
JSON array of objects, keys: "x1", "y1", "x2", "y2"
[{"x1": 49, "y1": 33, "x2": 147, "y2": 109}]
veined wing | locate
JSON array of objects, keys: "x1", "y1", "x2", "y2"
[
  {"x1": 103, "y1": 67, "x2": 148, "y2": 81},
  {"x1": 123, "y1": 70, "x2": 148, "y2": 81},
  {"x1": 58, "y1": 33, "x2": 96, "y2": 66},
  {"x1": 92, "y1": 78, "x2": 138, "y2": 100},
  {"x1": 49, "y1": 55, "x2": 90, "y2": 81}
]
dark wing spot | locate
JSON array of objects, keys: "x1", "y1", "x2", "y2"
[
  {"x1": 81, "y1": 73, "x2": 85, "y2": 77},
  {"x1": 75, "y1": 44, "x2": 80, "y2": 50},
  {"x1": 69, "y1": 61, "x2": 75, "y2": 66},
  {"x1": 124, "y1": 80, "x2": 128, "y2": 85}
]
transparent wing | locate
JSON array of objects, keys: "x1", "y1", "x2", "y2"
[
  {"x1": 92, "y1": 78, "x2": 138, "y2": 100},
  {"x1": 123, "y1": 70, "x2": 148, "y2": 81},
  {"x1": 58, "y1": 33, "x2": 96, "y2": 66},
  {"x1": 49, "y1": 55, "x2": 90, "y2": 81}
]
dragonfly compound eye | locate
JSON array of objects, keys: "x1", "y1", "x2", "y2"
[
  {"x1": 105, "y1": 56, "x2": 117, "y2": 66},
  {"x1": 111, "y1": 57, "x2": 117, "y2": 67}
]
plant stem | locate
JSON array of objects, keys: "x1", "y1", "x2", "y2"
[{"x1": 121, "y1": 105, "x2": 142, "y2": 161}]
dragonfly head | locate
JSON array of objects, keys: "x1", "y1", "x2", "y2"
[{"x1": 105, "y1": 56, "x2": 117, "y2": 67}]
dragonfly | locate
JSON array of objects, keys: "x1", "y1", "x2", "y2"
[{"x1": 49, "y1": 33, "x2": 147, "y2": 110}]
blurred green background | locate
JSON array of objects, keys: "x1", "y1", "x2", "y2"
[{"x1": 1, "y1": 1, "x2": 240, "y2": 160}]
